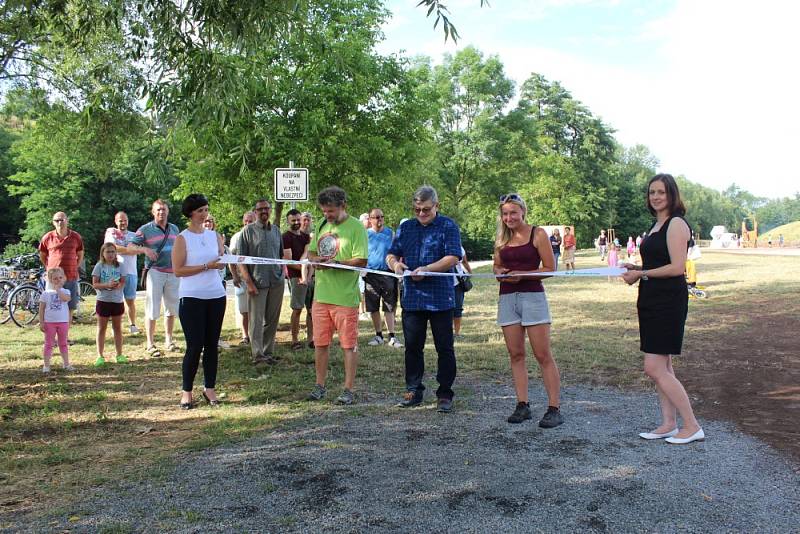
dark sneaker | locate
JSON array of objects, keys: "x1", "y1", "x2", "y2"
[
  {"x1": 538, "y1": 407, "x2": 564, "y2": 428},
  {"x1": 254, "y1": 354, "x2": 278, "y2": 365},
  {"x1": 507, "y1": 402, "x2": 532, "y2": 424},
  {"x1": 335, "y1": 389, "x2": 354, "y2": 405},
  {"x1": 397, "y1": 391, "x2": 423, "y2": 408},
  {"x1": 437, "y1": 397, "x2": 453, "y2": 413},
  {"x1": 307, "y1": 384, "x2": 326, "y2": 401}
]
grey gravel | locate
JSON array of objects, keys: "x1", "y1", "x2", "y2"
[{"x1": 5, "y1": 382, "x2": 800, "y2": 533}]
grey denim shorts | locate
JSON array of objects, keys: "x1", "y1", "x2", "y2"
[{"x1": 497, "y1": 291, "x2": 552, "y2": 327}]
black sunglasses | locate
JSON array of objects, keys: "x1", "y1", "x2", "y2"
[{"x1": 499, "y1": 193, "x2": 522, "y2": 203}]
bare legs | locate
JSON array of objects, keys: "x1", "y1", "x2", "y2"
[
  {"x1": 97, "y1": 315, "x2": 123, "y2": 359},
  {"x1": 501, "y1": 323, "x2": 561, "y2": 407},
  {"x1": 146, "y1": 315, "x2": 175, "y2": 348},
  {"x1": 643, "y1": 354, "x2": 700, "y2": 438},
  {"x1": 125, "y1": 298, "x2": 137, "y2": 328},
  {"x1": 314, "y1": 345, "x2": 358, "y2": 390}
]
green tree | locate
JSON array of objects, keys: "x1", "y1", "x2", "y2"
[
  {"x1": 429, "y1": 47, "x2": 514, "y2": 212},
  {"x1": 7, "y1": 106, "x2": 177, "y2": 264},
  {"x1": 514, "y1": 73, "x2": 617, "y2": 246},
  {"x1": 169, "y1": 0, "x2": 432, "y2": 234}
]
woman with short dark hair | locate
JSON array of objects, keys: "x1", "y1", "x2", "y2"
[
  {"x1": 622, "y1": 174, "x2": 704, "y2": 444},
  {"x1": 172, "y1": 194, "x2": 226, "y2": 409}
]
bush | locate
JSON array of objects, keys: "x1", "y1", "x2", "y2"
[{"x1": 1, "y1": 241, "x2": 37, "y2": 261}]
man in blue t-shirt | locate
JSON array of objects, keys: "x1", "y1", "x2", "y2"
[
  {"x1": 364, "y1": 207, "x2": 402, "y2": 349},
  {"x1": 386, "y1": 186, "x2": 462, "y2": 413}
]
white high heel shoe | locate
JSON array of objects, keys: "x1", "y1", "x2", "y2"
[
  {"x1": 639, "y1": 428, "x2": 678, "y2": 440},
  {"x1": 665, "y1": 428, "x2": 705, "y2": 444}
]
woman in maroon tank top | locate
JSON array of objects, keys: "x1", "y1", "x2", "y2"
[{"x1": 492, "y1": 194, "x2": 563, "y2": 428}]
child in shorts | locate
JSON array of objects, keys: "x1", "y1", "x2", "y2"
[
  {"x1": 92, "y1": 242, "x2": 127, "y2": 366},
  {"x1": 38, "y1": 267, "x2": 73, "y2": 373}
]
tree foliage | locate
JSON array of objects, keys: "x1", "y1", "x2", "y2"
[{"x1": 1, "y1": 1, "x2": 788, "y2": 259}]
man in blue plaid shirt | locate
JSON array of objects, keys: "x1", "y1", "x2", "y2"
[{"x1": 386, "y1": 186, "x2": 463, "y2": 413}]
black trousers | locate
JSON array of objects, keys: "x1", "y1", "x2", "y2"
[
  {"x1": 402, "y1": 309, "x2": 456, "y2": 399},
  {"x1": 179, "y1": 296, "x2": 226, "y2": 391}
]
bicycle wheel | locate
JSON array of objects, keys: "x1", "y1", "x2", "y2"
[
  {"x1": 9, "y1": 285, "x2": 41, "y2": 327},
  {"x1": 79, "y1": 281, "x2": 96, "y2": 298},
  {"x1": 0, "y1": 280, "x2": 15, "y2": 324}
]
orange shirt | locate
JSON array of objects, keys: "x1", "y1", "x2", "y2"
[
  {"x1": 563, "y1": 234, "x2": 576, "y2": 249},
  {"x1": 39, "y1": 230, "x2": 84, "y2": 280}
]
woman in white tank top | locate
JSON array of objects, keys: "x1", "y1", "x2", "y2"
[{"x1": 172, "y1": 194, "x2": 226, "y2": 410}]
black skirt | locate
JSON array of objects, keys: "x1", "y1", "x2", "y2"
[{"x1": 637, "y1": 278, "x2": 688, "y2": 355}]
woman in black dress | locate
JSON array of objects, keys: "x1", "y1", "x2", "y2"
[{"x1": 622, "y1": 174, "x2": 703, "y2": 444}]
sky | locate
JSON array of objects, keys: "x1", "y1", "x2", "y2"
[{"x1": 377, "y1": 0, "x2": 800, "y2": 199}]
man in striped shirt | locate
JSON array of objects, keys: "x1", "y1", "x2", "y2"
[{"x1": 131, "y1": 199, "x2": 180, "y2": 357}]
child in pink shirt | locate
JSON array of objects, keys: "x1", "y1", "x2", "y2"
[{"x1": 38, "y1": 267, "x2": 73, "y2": 373}]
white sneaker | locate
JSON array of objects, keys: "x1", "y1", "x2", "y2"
[
  {"x1": 359, "y1": 312, "x2": 370, "y2": 321},
  {"x1": 129, "y1": 324, "x2": 140, "y2": 335},
  {"x1": 367, "y1": 335, "x2": 384, "y2": 346},
  {"x1": 218, "y1": 340, "x2": 231, "y2": 350},
  {"x1": 387, "y1": 337, "x2": 404, "y2": 348},
  {"x1": 42, "y1": 365, "x2": 51, "y2": 374}
]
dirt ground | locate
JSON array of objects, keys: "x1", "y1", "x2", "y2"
[{"x1": 680, "y1": 296, "x2": 800, "y2": 467}]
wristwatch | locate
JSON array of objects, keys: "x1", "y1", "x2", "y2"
[{"x1": 640, "y1": 270, "x2": 649, "y2": 281}]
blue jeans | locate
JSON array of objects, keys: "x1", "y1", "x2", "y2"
[
  {"x1": 402, "y1": 309, "x2": 456, "y2": 400},
  {"x1": 553, "y1": 252, "x2": 560, "y2": 270}
]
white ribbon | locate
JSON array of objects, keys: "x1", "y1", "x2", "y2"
[{"x1": 218, "y1": 254, "x2": 626, "y2": 279}]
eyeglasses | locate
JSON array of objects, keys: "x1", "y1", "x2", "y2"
[
  {"x1": 413, "y1": 206, "x2": 434, "y2": 215},
  {"x1": 369, "y1": 215, "x2": 384, "y2": 219},
  {"x1": 499, "y1": 193, "x2": 522, "y2": 203},
  {"x1": 52, "y1": 219, "x2": 65, "y2": 223}
]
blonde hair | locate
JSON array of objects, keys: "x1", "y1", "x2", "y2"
[
  {"x1": 46, "y1": 267, "x2": 65, "y2": 282},
  {"x1": 495, "y1": 194, "x2": 528, "y2": 250},
  {"x1": 99, "y1": 242, "x2": 120, "y2": 267}
]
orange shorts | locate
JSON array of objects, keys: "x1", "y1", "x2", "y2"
[{"x1": 312, "y1": 302, "x2": 359, "y2": 349}]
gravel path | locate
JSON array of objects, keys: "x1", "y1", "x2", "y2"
[{"x1": 6, "y1": 382, "x2": 800, "y2": 533}]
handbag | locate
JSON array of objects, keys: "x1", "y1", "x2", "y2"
[
  {"x1": 139, "y1": 225, "x2": 171, "y2": 290},
  {"x1": 458, "y1": 275, "x2": 473, "y2": 292}
]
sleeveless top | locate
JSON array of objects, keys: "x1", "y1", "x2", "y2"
[
  {"x1": 178, "y1": 229, "x2": 226, "y2": 300},
  {"x1": 640, "y1": 216, "x2": 689, "y2": 290},
  {"x1": 498, "y1": 227, "x2": 545, "y2": 295},
  {"x1": 549, "y1": 235, "x2": 561, "y2": 254}
]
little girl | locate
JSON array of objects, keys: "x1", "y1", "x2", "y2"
[
  {"x1": 92, "y1": 242, "x2": 127, "y2": 367},
  {"x1": 38, "y1": 267, "x2": 73, "y2": 373},
  {"x1": 607, "y1": 244, "x2": 619, "y2": 282}
]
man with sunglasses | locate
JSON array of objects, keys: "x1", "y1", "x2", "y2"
[
  {"x1": 386, "y1": 186, "x2": 463, "y2": 413},
  {"x1": 234, "y1": 199, "x2": 285, "y2": 365},
  {"x1": 365, "y1": 207, "x2": 402, "y2": 349},
  {"x1": 39, "y1": 211, "x2": 84, "y2": 328}
]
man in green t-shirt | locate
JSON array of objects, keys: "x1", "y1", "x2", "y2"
[{"x1": 307, "y1": 186, "x2": 368, "y2": 405}]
